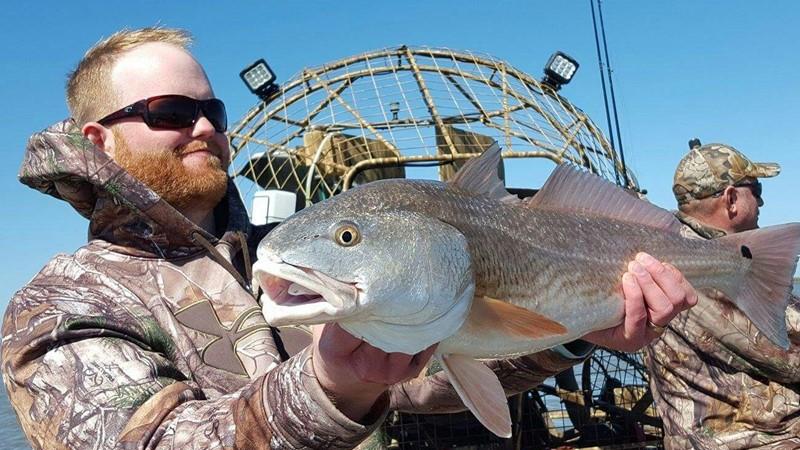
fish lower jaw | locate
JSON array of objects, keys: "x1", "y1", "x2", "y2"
[
  {"x1": 259, "y1": 288, "x2": 327, "y2": 311},
  {"x1": 252, "y1": 260, "x2": 361, "y2": 326},
  {"x1": 256, "y1": 270, "x2": 326, "y2": 308},
  {"x1": 261, "y1": 297, "x2": 348, "y2": 326},
  {"x1": 258, "y1": 282, "x2": 357, "y2": 325}
]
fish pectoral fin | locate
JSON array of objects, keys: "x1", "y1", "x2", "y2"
[
  {"x1": 474, "y1": 296, "x2": 568, "y2": 338},
  {"x1": 439, "y1": 353, "x2": 512, "y2": 438}
]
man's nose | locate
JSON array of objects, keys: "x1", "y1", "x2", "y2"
[{"x1": 191, "y1": 115, "x2": 217, "y2": 140}]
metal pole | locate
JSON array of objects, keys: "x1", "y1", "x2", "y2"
[{"x1": 305, "y1": 132, "x2": 337, "y2": 207}]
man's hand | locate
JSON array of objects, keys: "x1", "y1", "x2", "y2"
[
  {"x1": 583, "y1": 252, "x2": 698, "y2": 352},
  {"x1": 312, "y1": 323, "x2": 436, "y2": 421}
]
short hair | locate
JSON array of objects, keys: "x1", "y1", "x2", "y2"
[
  {"x1": 677, "y1": 194, "x2": 717, "y2": 217},
  {"x1": 66, "y1": 27, "x2": 192, "y2": 126}
]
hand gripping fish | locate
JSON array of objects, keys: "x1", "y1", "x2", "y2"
[{"x1": 253, "y1": 144, "x2": 800, "y2": 438}]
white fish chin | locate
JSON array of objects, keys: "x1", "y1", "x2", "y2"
[
  {"x1": 339, "y1": 279, "x2": 475, "y2": 355},
  {"x1": 252, "y1": 258, "x2": 361, "y2": 326}
]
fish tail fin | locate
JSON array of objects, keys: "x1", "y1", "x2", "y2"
[
  {"x1": 717, "y1": 223, "x2": 800, "y2": 349},
  {"x1": 438, "y1": 353, "x2": 512, "y2": 438}
]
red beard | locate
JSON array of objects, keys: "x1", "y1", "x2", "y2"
[{"x1": 112, "y1": 129, "x2": 229, "y2": 212}]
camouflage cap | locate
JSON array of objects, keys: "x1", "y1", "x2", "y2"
[{"x1": 673, "y1": 143, "x2": 780, "y2": 205}]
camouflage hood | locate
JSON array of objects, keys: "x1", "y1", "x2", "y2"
[{"x1": 19, "y1": 119, "x2": 251, "y2": 258}]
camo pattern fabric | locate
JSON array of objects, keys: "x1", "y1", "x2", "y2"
[
  {"x1": 644, "y1": 215, "x2": 800, "y2": 450},
  {"x1": 672, "y1": 143, "x2": 780, "y2": 205},
  {"x1": 2, "y1": 120, "x2": 387, "y2": 449}
]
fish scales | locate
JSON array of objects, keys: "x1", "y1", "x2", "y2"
[
  {"x1": 346, "y1": 180, "x2": 744, "y2": 357},
  {"x1": 371, "y1": 180, "x2": 740, "y2": 295}
]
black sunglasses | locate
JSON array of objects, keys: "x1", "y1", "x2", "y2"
[
  {"x1": 712, "y1": 179, "x2": 762, "y2": 199},
  {"x1": 97, "y1": 94, "x2": 227, "y2": 132}
]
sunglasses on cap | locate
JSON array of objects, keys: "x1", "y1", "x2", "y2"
[
  {"x1": 97, "y1": 94, "x2": 227, "y2": 133},
  {"x1": 711, "y1": 179, "x2": 762, "y2": 199}
]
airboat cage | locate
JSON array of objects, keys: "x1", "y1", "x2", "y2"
[
  {"x1": 230, "y1": 46, "x2": 659, "y2": 449},
  {"x1": 230, "y1": 46, "x2": 636, "y2": 207}
]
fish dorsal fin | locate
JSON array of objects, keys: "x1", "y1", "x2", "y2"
[
  {"x1": 439, "y1": 353, "x2": 512, "y2": 438},
  {"x1": 473, "y1": 296, "x2": 567, "y2": 338},
  {"x1": 525, "y1": 164, "x2": 681, "y2": 233},
  {"x1": 449, "y1": 142, "x2": 518, "y2": 204}
]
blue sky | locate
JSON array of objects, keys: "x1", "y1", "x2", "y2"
[{"x1": 1, "y1": 1, "x2": 798, "y2": 311}]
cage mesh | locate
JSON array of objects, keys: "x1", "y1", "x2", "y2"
[
  {"x1": 230, "y1": 46, "x2": 637, "y2": 212},
  {"x1": 371, "y1": 350, "x2": 662, "y2": 450}
]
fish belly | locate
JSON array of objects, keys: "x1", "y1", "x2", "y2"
[{"x1": 438, "y1": 291, "x2": 624, "y2": 358}]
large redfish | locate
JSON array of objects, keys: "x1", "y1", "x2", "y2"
[{"x1": 253, "y1": 144, "x2": 800, "y2": 437}]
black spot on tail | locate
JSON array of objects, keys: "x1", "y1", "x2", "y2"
[{"x1": 741, "y1": 245, "x2": 753, "y2": 259}]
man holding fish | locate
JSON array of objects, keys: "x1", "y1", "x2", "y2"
[
  {"x1": 2, "y1": 27, "x2": 701, "y2": 449},
  {"x1": 645, "y1": 142, "x2": 800, "y2": 449}
]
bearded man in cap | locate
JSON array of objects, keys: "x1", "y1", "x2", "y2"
[{"x1": 645, "y1": 141, "x2": 800, "y2": 449}]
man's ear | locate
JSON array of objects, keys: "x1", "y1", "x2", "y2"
[
  {"x1": 82, "y1": 122, "x2": 116, "y2": 157},
  {"x1": 723, "y1": 185, "x2": 738, "y2": 213}
]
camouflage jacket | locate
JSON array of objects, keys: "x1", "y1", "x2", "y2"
[
  {"x1": 2, "y1": 120, "x2": 585, "y2": 449},
  {"x1": 644, "y1": 212, "x2": 800, "y2": 450}
]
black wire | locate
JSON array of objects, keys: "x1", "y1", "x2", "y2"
[{"x1": 404, "y1": 160, "x2": 458, "y2": 167}]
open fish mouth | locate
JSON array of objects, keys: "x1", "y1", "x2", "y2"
[{"x1": 252, "y1": 256, "x2": 361, "y2": 326}]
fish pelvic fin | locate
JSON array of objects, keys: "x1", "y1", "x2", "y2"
[
  {"x1": 717, "y1": 222, "x2": 800, "y2": 349},
  {"x1": 525, "y1": 163, "x2": 681, "y2": 233},
  {"x1": 473, "y1": 296, "x2": 568, "y2": 338},
  {"x1": 439, "y1": 353, "x2": 512, "y2": 438},
  {"x1": 449, "y1": 142, "x2": 519, "y2": 204}
]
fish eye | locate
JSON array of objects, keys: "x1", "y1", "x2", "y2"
[{"x1": 333, "y1": 223, "x2": 361, "y2": 247}]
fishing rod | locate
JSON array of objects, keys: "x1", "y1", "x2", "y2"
[{"x1": 590, "y1": 0, "x2": 629, "y2": 187}]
